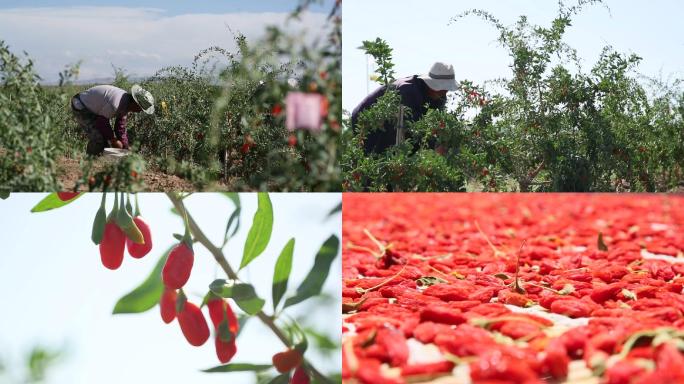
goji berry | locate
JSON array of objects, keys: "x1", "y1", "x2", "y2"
[
  {"x1": 126, "y1": 216, "x2": 152, "y2": 258},
  {"x1": 162, "y1": 243, "x2": 194, "y2": 289},
  {"x1": 291, "y1": 365, "x2": 309, "y2": 384},
  {"x1": 550, "y1": 298, "x2": 593, "y2": 318},
  {"x1": 99, "y1": 221, "x2": 125, "y2": 270},
  {"x1": 160, "y1": 287, "x2": 177, "y2": 324},
  {"x1": 57, "y1": 192, "x2": 79, "y2": 201},
  {"x1": 288, "y1": 134, "x2": 297, "y2": 147},
  {"x1": 215, "y1": 336, "x2": 237, "y2": 364},
  {"x1": 177, "y1": 300, "x2": 209, "y2": 346},
  {"x1": 207, "y1": 297, "x2": 239, "y2": 334},
  {"x1": 272, "y1": 349, "x2": 303, "y2": 373}
]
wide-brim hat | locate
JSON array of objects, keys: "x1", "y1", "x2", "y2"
[
  {"x1": 131, "y1": 84, "x2": 155, "y2": 115},
  {"x1": 418, "y1": 62, "x2": 458, "y2": 92}
]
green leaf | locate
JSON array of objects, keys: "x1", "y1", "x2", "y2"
[
  {"x1": 202, "y1": 363, "x2": 272, "y2": 373},
  {"x1": 327, "y1": 202, "x2": 341, "y2": 217},
  {"x1": 0, "y1": 191, "x2": 9, "y2": 199},
  {"x1": 267, "y1": 373, "x2": 290, "y2": 384},
  {"x1": 272, "y1": 238, "x2": 295, "y2": 311},
  {"x1": 240, "y1": 193, "x2": 273, "y2": 269},
  {"x1": 222, "y1": 192, "x2": 241, "y2": 209},
  {"x1": 209, "y1": 280, "x2": 265, "y2": 315},
  {"x1": 112, "y1": 248, "x2": 171, "y2": 314},
  {"x1": 30, "y1": 193, "x2": 83, "y2": 212},
  {"x1": 222, "y1": 207, "x2": 241, "y2": 246},
  {"x1": 91, "y1": 193, "x2": 107, "y2": 245},
  {"x1": 284, "y1": 235, "x2": 340, "y2": 309}
]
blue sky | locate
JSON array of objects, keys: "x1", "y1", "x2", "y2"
[
  {"x1": 0, "y1": 0, "x2": 333, "y2": 14},
  {"x1": 0, "y1": 193, "x2": 341, "y2": 384},
  {"x1": 342, "y1": 0, "x2": 684, "y2": 113},
  {"x1": 0, "y1": 1, "x2": 333, "y2": 82}
]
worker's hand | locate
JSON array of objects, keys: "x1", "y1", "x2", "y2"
[{"x1": 110, "y1": 139, "x2": 123, "y2": 149}]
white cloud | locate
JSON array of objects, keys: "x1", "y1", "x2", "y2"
[{"x1": 0, "y1": 6, "x2": 328, "y2": 82}]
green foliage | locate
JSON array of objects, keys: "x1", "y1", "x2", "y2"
[
  {"x1": 343, "y1": 1, "x2": 684, "y2": 192},
  {"x1": 0, "y1": 3, "x2": 341, "y2": 191},
  {"x1": 26, "y1": 346, "x2": 62, "y2": 383},
  {"x1": 359, "y1": 38, "x2": 395, "y2": 86},
  {"x1": 240, "y1": 193, "x2": 274, "y2": 269},
  {"x1": 112, "y1": 248, "x2": 170, "y2": 314},
  {"x1": 284, "y1": 235, "x2": 340, "y2": 309},
  {"x1": 30, "y1": 192, "x2": 83, "y2": 212},
  {"x1": 209, "y1": 280, "x2": 266, "y2": 315},
  {"x1": 272, "y1": 238, "x2": 295, "y2": 310},
  {"x1": 0, "y1": 40, "x2": 60, "y2": 191}
]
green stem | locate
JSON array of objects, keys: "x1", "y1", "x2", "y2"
[
  {"x1": 134, "y1": 193, "x2": 141, "y2": 217},
  {"x1": 165, "y1": 193, "x2": 331, "y2": 384}
]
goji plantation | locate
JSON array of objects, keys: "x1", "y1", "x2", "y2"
[{"x1": 342, "y1": 193, "x2": 684, "y2": 383}]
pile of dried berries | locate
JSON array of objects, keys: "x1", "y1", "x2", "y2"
[{"x1": 342, "y1": 193, "x2": 684, "y2": 384}]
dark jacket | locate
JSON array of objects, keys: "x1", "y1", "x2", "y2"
[{"x1": 351, "y1": 75, "x2": 446, "y2": 154}]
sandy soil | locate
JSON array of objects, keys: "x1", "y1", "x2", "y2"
[{"x1": 57, "y1": 156, "x2": 198, "y2": 191}]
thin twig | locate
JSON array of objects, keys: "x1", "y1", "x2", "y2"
[
  {"x1": 165, "y1": 193, "x2": 331, "y2": 383},
  {"x1": 474, "y1": 221, "x2": 504, "y2": 258}
]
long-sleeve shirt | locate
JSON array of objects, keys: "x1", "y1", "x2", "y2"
[
  {"x1": 351, "y1": 75, "x2": 446, "y2": 154},
  {"x1": 78, "y1": 85, "x2": 131, "y2": 148}
]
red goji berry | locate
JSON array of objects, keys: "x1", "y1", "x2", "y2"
[
  {"x1": 288, "y1": 134, "x2": 297, "y2": 148},
  {"x1": 99, "y1": 221, "x2": 125, "y2": 270},
  {"x1": 550, "y1": 298, "x2": 593, "y2": 318},
  {"x1": 162, "y1": 243, "x2": 194, "y2": 289},
  {"x1": 207, "y1": 298, "x2": 239, "y2": 334},
  {"x1": 160, "y1": 287, "x2": 177, "y2": 324},
  {"x1": 291, "y1": 365, "x2": 309, "y2": 384},
  {"x1": 126, "y1": 216, "x2": 152, "y2": 258},
  {"x1": 540, "y1": 338, "x2": 570, "y2": 380},
  {"x1": 57, "y1": 192, "x2": 79, "y2": 201},
  {"x1": 215, "y1": 337, "x2": 237, "y2": 364},
  {"x1": 272, "y1": 349, "x2": 303, "y2": 373},
  {"x1": 177, "y1": 301, "x2": 209, "y2": 346}
]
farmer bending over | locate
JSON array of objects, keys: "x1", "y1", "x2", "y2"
[
  {"x1": 71, "y1": 84, "x2": 154, "y2": 155},
  {"x1": 351, "y1": 62, "x2": 457, "y2": 154}
]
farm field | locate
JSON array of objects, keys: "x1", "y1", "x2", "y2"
[
  {"x1": 342, "y1": 1, "x2": 684, "y2": 192},
  {"x1": 342, "y1": 193, "x2": 684, "y2": 383},
  {"x1": 0, "y1": 3, "x2": 341, "y2": 192}
]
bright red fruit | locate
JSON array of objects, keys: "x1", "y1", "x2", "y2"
[
  {"x1": 288, "y1": 134, "x2": 297, "y2": 147},
  {"x1": 160, "y1": 287, "x2": 177, "y2": 324},
  {"x1": 177, "y1": 301, "x2": 210, "y2": 346},
  {"x1": 208, "y1": 298, "x2": 239, "y2": 363},
  {"x1": 162, "y1": 243, "x2": 194, "y2": 289},
  {"x1": 273, "y1": 349, "x2": 303, "y2": 373},
  {"x1": 126, "y1": 216, "x2": 153, "y2": 258},
  {"x1": 99, "y1": 221, "x2": 125, "y2": 270},
  {"x1": 215, "y1": 337, "x2": 237, "y2": 364},
  {"x1": 291, "y1": 366, "x2": 310, "y2": 384},
  {"x1": 57, "y1": 192, "x2": 79, "y2": 201},
  {"x1": 207, "y1": 298, "x2": 239, "y2": 333}
]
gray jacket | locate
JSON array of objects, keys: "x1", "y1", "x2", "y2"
[{"x1": 78, "y1": 85, "x2": 128, "y2": 119}]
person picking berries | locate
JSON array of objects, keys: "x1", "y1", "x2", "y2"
[
  {"x1": 351, "y1": 62, "x2": 457, "y2": 154},
  {"x1": 70, "y1": 84, "x2": 155, "y2": 155}
]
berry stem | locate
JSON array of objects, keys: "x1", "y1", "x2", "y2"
[{"x1": 165, "y1": 193, "x2": 330, "y2": 383}]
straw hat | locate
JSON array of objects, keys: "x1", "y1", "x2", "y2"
[
  {"x1": 131, "y1": 84, "x2": 155, "y2": 115},
  {"x1": 418, "y1": 62, "x2": 458, "y2": 91}
]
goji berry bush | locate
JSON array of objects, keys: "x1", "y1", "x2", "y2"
[
  {"x1": 0, "y1": 0, "x2": 341, "y2": 192},
  {"x1": 342, "y1": 193, "x2": 684, "y2": 383},
  {"x1": 29, "y1": 192, "x2": 342, "y2": 383},
  {"x1": 342, "y1": 0, "x2": 684, "y2": 192}
]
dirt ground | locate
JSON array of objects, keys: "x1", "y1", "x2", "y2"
[{"x1": 57, "y1": 156, "x2": 197, "y2": 191}]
